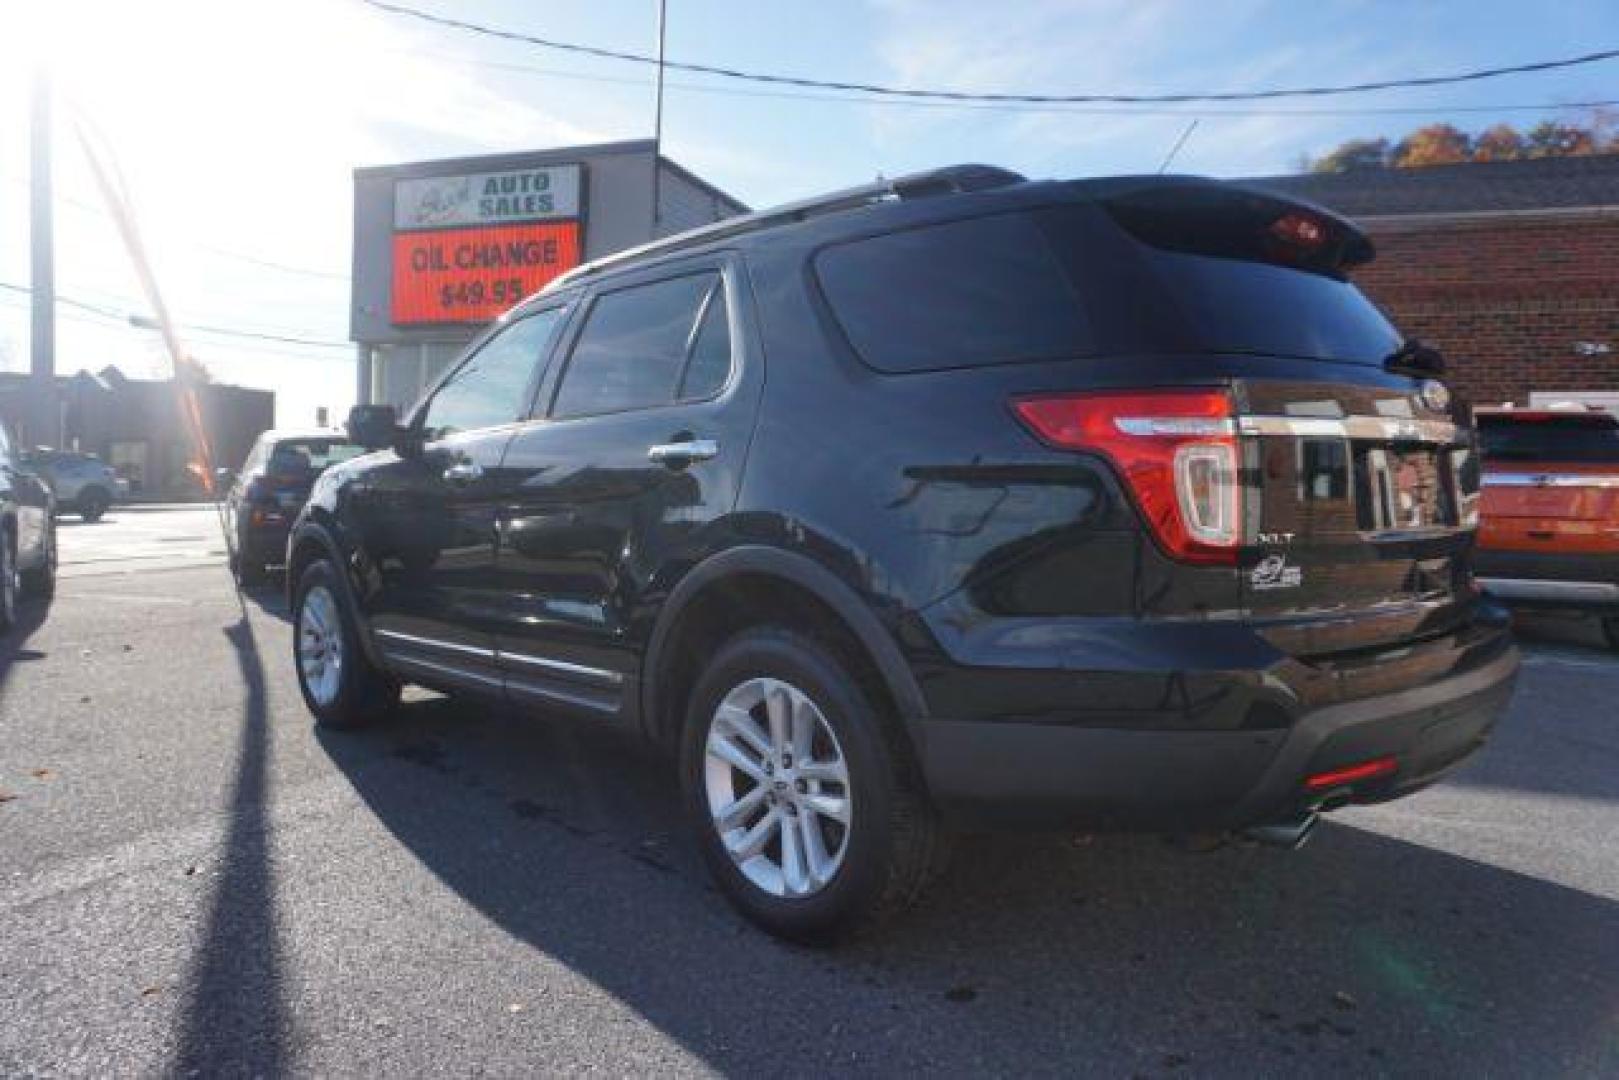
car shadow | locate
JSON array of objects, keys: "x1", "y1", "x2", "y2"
[
  {"x1": 236, "y1": 573, "x2": 291, "y2": 624},
  {"x1": 1513, "y1": 610, "x2": 1611, "y2": 654},
  {"x1": 0, "y1": 595, "x2": 53, "y2": 678},
  {"x1": 315, "y1": 695, "x2": 1619, "y2": 1075}
]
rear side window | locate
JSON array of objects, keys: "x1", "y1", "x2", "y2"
[
  {"x1": 814, "y1": 214, "x2": 1091, "y2": 373},
  {"x1": 552, "y1": 272, "x2": 731, "y2": 419},
  {"x1": 1479, "y1": 413, "x2": 1619, "y2": 463}
]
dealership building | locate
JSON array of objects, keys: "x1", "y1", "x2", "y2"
[{"x1": 350, "y1": 139, "x2": 748, "y2": 409}]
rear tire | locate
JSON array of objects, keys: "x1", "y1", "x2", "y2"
[
  {"x1": 0, "y1": 535, "x2": 17, "y2": 635},
  {"x1": 679, "y1": 627, "x2": 944, "y2": 944},
  {"x1": 292, "y1": 559, "x2": 399, "y2": 729},
  {"x1": 78, "y1": 488, "x2": 109, "y2": 523},
  {"x1": 21, "y1": 520, "x2": 55, "y2": 601}
]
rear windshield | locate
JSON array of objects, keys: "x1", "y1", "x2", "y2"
[
  {"x1": 1478, "y1": 414, "x2": 1619, "y2": 463},
  {"x1": 812, "y1": 201, "x2": 1402, "y2": 374},
  {"x1": 266, "y1": 440, "x2": 366, "y2": 474}
]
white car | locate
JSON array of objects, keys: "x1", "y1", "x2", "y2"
[{"x1": 21, "y1": 449, "x2": 121, "y2": 522}]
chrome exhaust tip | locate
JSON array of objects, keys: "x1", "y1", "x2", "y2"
[{"x1": 1242, "y1": 811, "x2": 1319, "y2": 850}]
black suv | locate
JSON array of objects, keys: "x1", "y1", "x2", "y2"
[
  {"x1": 290, "y1": 166, "x2": 1519, "y2": 941},
  {"x1": 223, "y1": 430, "x2": 365, "y2": 585}
]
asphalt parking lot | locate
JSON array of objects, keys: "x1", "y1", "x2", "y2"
[{"x1": 2, "y1": 507, "x2": 1615, "y2": 1076}]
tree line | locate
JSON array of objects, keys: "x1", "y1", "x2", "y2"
[{"x1": 1306, "y1": 113, "x2": 1616, "y2": 173}]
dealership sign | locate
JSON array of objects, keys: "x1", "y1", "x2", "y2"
[{"x1": 390, "y1": 164, "x2": 583, "y2": 324}]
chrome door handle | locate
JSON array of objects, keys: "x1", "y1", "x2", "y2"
[
  {"x1": 443, "y1": 461, "x2": 484, "y2": 483},
  {"x1": 647, "y1": 439, "x2": 719, "y2": 465}
]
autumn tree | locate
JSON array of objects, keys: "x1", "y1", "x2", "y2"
[
  {"x1": 1524, "y1": 120, "x2": 1596, "y2": 158},
  {"x1": 1391, "y1": 124, "x2": 1472, "y2": 168},
  {"x1": 1307, "y1": 111, "x2": 1616, "y2": 172},
  {"x1": 1472, "y1": 124, "x2": 1525, "y2": 162},
  {"x1": 1310, "y1": 137, "x2": 1389, "y2": 173}
]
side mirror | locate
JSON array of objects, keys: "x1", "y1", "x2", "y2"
[{"x1": 347, "y1": 404, "x2": 404, "y2": 451}]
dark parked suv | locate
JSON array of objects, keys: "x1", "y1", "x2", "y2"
[
  {"x1": 224, "y1": 431, "x2": 366, "y2": 585},
  {"x1": 289, "y1": 166, "x2": 1519, "y2": 940}
]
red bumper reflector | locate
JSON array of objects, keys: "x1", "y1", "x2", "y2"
[{"x1": 1304, "y1": 756, "x2": 1398, "y2": 791}]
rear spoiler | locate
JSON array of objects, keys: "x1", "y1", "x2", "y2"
[{"x1": 1097, "y1": 179, "x2": 1374, "y2": 278}]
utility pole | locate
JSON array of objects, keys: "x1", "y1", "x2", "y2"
[
  {"x1": 651, "y1": 0, "x2": 667, "y2": 236},
  {"x1": 29, "y1": 68, "x2": 57, "y2": 447}
]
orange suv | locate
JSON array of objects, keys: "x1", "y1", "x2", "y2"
[{"x1": 1476, "y1": 406, "x2": 1619, "y2": 649}]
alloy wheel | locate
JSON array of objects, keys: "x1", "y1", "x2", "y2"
[
  {"x1": 297, "y1": 585, "x2": 345, "y2": 707},
  {"x1": 703, "y1": 677, "x2": 853, "y2": 898}
]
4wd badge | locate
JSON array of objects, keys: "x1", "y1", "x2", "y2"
[{"x1": 1250, "y1": 554, "x2": 1303, "y2": 590}]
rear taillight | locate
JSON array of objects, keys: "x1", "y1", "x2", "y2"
[{"x1": 1012, "y1": 389, "x2": 1242, "y2": 565}]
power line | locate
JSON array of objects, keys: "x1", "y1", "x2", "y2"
[
  {"x1": 0, "y1": 292, "x2": 348, "y2": 364},
  {"x1": 0, "y1": 282, "x2": 351, "y2": 349},
  {"x1": 395, "y1": 47, "x2": 1619, "y2": 119},
  {"x1": 0, "y1": 172, "x2": 351, "y2": 282},
  {"x1": 360, "y1": 0, "x2": 1619, "y2": 104}
]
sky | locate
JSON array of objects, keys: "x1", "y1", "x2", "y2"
[{"x1": 1, "y1": 0, "x2": 1615, "y2": 428}]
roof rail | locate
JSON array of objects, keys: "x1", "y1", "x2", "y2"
[{"x1": 545, "y1": 163, "x2": 1026, "y2": 292}]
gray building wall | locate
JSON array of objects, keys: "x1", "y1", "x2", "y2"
[{"x1": 352, "y1": 140, "x2": 746, "y2": 412}]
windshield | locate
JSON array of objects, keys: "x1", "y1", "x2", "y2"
[
  {"x1": 266, "y1": 439, "x2": 366, "y2": 475},
  {"x1": 1479, "y1": 414, "x2": 1619, "y2": 463}
]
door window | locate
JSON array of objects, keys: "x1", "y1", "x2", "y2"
[
  {"x1": 552, "y1": 272, "x2": 731, "y2": 419},
  {"x1": 421, "y1": 308, "x2": 566, "y2": 440}
]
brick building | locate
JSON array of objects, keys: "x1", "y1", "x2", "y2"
[{"x1": 1249, "y1": 154, "x2": 1619, "y2": 407}]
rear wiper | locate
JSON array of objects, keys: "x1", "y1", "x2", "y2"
[{"x1": 1383, "y1": 338, "x2": 1446, "y2": 377}]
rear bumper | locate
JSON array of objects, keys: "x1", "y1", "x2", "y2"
[
  {"x1": 919, "y1": 635, "x2": 1518, "y2": 830},
  {"x1": 1477, "y1": 550, "x2": 1619, "y2": 612},
  {"x1": 239, "y1": 524, "x2": 292, "y2": 565}
]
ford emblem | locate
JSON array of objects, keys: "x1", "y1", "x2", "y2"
[{"x1": 1419, "y1": 379, "x2": 1451, "y2": 412}]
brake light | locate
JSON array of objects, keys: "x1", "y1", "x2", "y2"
[
  {"x1": 1268, "y1": 210, "x2": 1327, "y2": 250},
  {"x1": 1012, "y1": 390, "x2": 1242, "y2": 564}
]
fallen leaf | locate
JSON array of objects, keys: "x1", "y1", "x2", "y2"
[
  {"x1": 507, "y1": 1002, "x2": 525, "y2": 1014},
  {"x1": 184, "y1": 865, "x2": 199, "y2": 877},
  {"x1": 1332, "y1": 991, "x2": 1358, "y2": 1011},
  {"x1": 140, "y1": 985, "x2": 162, "y2": 998},
  {"x1": 0, "y1": 790, "x2": 17, "y2": 803},
  {"x1": 30, "y1": 768, "x2": 55, "y2": 781}
]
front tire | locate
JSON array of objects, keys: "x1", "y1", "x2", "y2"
[
  {"x1": 680, "y1": 627, "x2": 943, "y2": 943},
  {"x1": 292, "y1": 559, "x2": 399, "y2": 729}
]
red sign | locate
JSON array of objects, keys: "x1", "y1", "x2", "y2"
[{"x1": 391, "y1": 221, "x2": 581, "y2": 325}]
